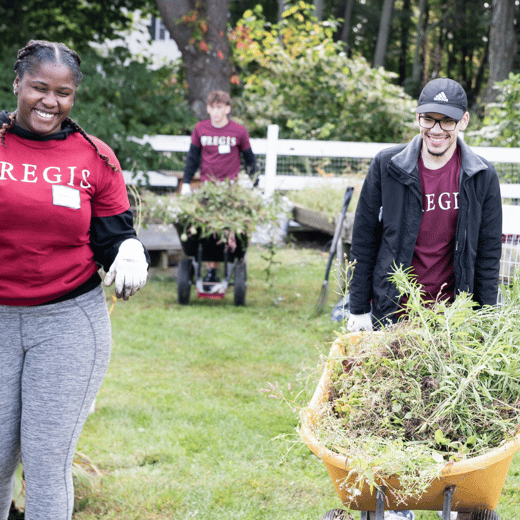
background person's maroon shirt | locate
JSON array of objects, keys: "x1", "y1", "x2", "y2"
[{"x1": 191, "y1": 119, "x2": 252, "y2": 182}]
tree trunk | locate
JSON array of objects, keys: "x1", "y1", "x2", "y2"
[
  {"x1": 339, "y1": 0, "x2": 355, "y2": 51},
  {"x1": 483, "y1": 0, "x2": 517, "y2": 103},
  {"x1": 155, "y1": 0, "x2": 231, "y2": 120},
  {"x1": 411, "y1": 0, "x2": 427, "y2": 91},
  {"x1": 314, "y1": 0, "x2": 324, "y2": 20},
  {"x1": 278, "y1": 0, "x2": 285, "y2": 22},
  {"x1": 468, "y1": 38, "x2": 489, "y2": 108},
  {"x1": 373, "y1": 0, "x2": 395, "y2": 68},
  {"x1": 398, "y1": 0, "x2": 412, "y2": 84}
]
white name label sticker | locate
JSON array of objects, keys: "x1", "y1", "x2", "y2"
[
  {"x1": 52, "y1": 185, "x2": 81, "y2": 209},
  {"x1": 218, "y1": 144, "x2": 231, "y2": 154}
]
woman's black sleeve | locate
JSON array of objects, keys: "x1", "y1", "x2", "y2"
[
  {"x1": 90, "y1": 209, "x2": 151, "y2": 271},
  {"x1": 183, "y1": 144, "x2": 201, "y2": 184},
  {"x1": 242, "y1": 147, "x2": 256, "y2": 174},
  {"x1": 242, "y1": 147, "x2": 258, "y2": 185}
]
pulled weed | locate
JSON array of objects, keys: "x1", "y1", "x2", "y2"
[{"x1": 307, "y1": 267, "x2": 520, "y2": 505}]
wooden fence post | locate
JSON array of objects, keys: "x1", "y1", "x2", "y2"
[{"x1": 264, "y1": 124, "x2": 279, "y2": 197}]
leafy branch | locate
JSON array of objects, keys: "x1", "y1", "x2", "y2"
[{"x1": 141, "y1": 179, "x2": 289, "y2": 252}]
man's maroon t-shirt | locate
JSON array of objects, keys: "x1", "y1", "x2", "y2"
[
  {"x1": 411, "y1": 148, "x2": 461, "y2": 303},
  {"x1": 191, "y1": 119, "x2": 252, "y2": 182}
]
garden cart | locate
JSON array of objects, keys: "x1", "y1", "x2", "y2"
[
  {"x1": 175, "y1": 224, "x2": 248, "y2": 306},
  {"x1": 301, "y1": 333, "x2": 520, "y2": 520}
]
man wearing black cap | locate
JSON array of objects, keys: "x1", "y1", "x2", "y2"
[{"x1": 346, "y1": 77, "x2": 502, "y2": 338}]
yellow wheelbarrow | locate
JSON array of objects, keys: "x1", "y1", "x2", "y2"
[{"x1": 300, "y1": 333, "x2": 520, "y2": 520}]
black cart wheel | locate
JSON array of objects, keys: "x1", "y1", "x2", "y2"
[
  {"x1": 469, "y1": 510, "x2": 501, "y2": 520},
  {"x1": 321, "y1": 509, "x2": 352, "y2": 520},
  {"x1": 177, "y1": 257, "x2": 193, "y2": 305},
  {"x1": 233, "y1": 259, "x2": 247, "y2": 306}
]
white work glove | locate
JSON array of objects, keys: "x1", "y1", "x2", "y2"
[
  {"x1": 181, "y1": 183, "x2": 192, "y2": 195},
  {"x1": 104, "y1": 239, "x2": 148, "y2": 300},
  {"x1": 347, "y1": 312, "x2": 373, "y2": 332}
]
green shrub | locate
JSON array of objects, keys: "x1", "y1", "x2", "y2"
[
  {"x1": 467, "y1": 73, "x2": 520, "y2": 149},
  {"x1": 230, "y1": 3, "x2": 416, "y2": 143},
  {"x1": 0, "y1": 44, "x2": 197, "y2": 174},
  {"x1": 466, "y1": 74, "x2": 520, "y2": 183},
  {"x1": 72, "y1": 46, "x2": 196, "y2": 173}
]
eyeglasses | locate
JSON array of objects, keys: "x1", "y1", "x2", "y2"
[{"x1": 418, "y1": 115, "x2": 459, "y2": 131}]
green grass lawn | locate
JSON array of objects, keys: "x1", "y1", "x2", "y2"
[{"x1": 73, "y1": 244, "x2": 520, "y2": 520}]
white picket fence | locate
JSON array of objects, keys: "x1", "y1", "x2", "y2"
[
  {"x1": 132, "y1": 126, "x2": 520, "y2": 298},
  {"x1": 133, "y1": 123, "x2": 520, "y2": 196},
  {"x1": 134, "y1": 124, "x2": 520, "y2": 227}
]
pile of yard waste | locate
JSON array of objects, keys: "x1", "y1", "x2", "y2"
[{"x1": 306, "y1": 267, "x2": 520, "y2": 502}]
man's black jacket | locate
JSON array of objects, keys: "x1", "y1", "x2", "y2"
[{"x1": 349, "y1": 134, "x2": 502, "y2": 324}]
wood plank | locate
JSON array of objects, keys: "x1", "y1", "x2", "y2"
[
  {"x1": 137, "y1": 224, "x2": 181, "y2": 252},
  {"x1": 500, "y1": 184, "x2": 520, "y2": 200},
  {"x1": 503, "y1": 205, "x2": 520, "y2": 236},
  {"x1": 258, "y1": 175, "x2": 357, "y2": 191},
  {"x1": 157, "y1": 170, "x2": 199, "y2": 180},
  {"x1": 291, "y1": 204, "x2": 354, "y2": 241},
  {"x1": 123, "y1": 170, "x2": 179, "y2": 187},
  {"x1": 292, "y1": 204, "x2": 335, "y2": 235},
  {"x1": 500, "y1": 240, "x2": 520, "y2": 285},
  {"x1": 134, "y1": 134, "x2": 520, "y2": 163}
]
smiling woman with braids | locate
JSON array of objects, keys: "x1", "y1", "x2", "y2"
[{"x1": 0, "y1": 40, "x2": 149, "y2": 520}]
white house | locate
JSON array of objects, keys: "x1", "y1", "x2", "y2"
[
  {"x1": 147, "y1": 15, "x2": 182, "y2": 64},
  {"x1": 92, "y1": 10, "x2": 181, "y2": 67}
]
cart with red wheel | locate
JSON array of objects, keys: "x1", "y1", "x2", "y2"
[
  {"x1": 301, "y1": 334, "x2": 520, "y2": 520},
  {"x1": 175, "y1": 224, "x2": 248, "y2": 306}
]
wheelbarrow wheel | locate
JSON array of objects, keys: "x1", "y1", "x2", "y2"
[
  {"x1": 321, "y1": 509, "x2": 352, "y2": 520},
  {"x1": 469, "y1": 510, "x2": 501, "y2": 520},
  {"x1": 177, "y1": 257, "x2": 193, "y2": 305},
  {"x1": 233, "y1": 259, "x2": 247, "y2": 306}
]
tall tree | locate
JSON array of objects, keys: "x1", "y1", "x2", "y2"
[
  {"x1": 338, "y1": 0, "x2": 355, "y2": 51},
  {"x1": 373, "y1": 0, "x2": 395, "y2": 68},
  {"x1": 155, "y1": 0, "x2": 231, "y2": 120},
  {"x1": 397, "y1": 0, "x2": 412, "y2": 84},
  {"x1": 411, "y1": 0, "x2": 428, "y2": 93},
  {"x1": 278, "y1": 0, "x2": 286, "y2": 21},
  {"x1": 0, "y1": 0, "x2": 154, "y2": 50},
  {"x1": 483, "y1": 0, "x2": 517, "y2": 103},
  {"x1": 314, "y1": 0, "x2": 325, "y2": 20}
]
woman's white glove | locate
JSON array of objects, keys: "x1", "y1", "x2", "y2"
[
  {"x1": 347, "y1": 312, "x2": 373, "y2": 332},
  {"x1": 181, "y1": 183, "x2": 192, "y2": 195},
  {"x1": 104, "y1": 239, "x2": 148, "y2": 300}
]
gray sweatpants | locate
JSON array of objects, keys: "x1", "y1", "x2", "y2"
[{"x1": 0, "y1": 285, "x2": 111, "y2": 520}]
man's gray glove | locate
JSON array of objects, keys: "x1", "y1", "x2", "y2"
[
  {"x1": 104, "y1": 239, "x2": 148, "y2": 300},
  {"x1": 347, "y1": 312, "x2": 373, "y2": 332}
]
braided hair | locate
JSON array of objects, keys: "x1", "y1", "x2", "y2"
[
  {"x1": 14, "y1": 40, "x2": 83, "y2": 86},
  {"x1": 0, "y1": 40, "x2": 120, "y2": 174},
  {"x1": 0, "y1": 112, "x2": 17, "y2": 148}
]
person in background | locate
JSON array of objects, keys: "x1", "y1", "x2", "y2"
[
  {"x1": 181, "y1": 90, "x2": 256, "y2": 288},
  {"x1": 346, "y1": 78, "x2": 503, "y2": 520},
  {"x1": 0, "y1": 39, "x2": 149, "y2": 520}
]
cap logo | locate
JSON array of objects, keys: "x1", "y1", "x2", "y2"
[{"x1": 434, "y1": 92, "x2": 449, "y2": 102}]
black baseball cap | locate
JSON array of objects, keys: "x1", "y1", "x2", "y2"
[{"x1": 416, "y1": 78, "x2": 468, "y2": 120}]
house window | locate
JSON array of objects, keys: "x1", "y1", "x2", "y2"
[{"x1": 150, "y1": 16, "x2": 173, "y2": 41}]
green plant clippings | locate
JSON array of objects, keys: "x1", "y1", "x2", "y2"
[
  {"x1": 302, "y1": 266, "x2": 520, "y2": 505},
  {"x1": 141, "y1": 179, "x2": 289, "y2": 250}
]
